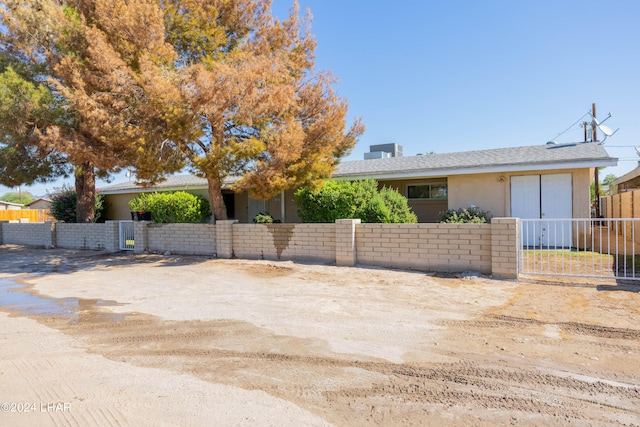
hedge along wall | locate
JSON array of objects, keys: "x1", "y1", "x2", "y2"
[
  {"x1": 356, "y1": 223, "x2": 492, "y2": 273},
  {"x1": 231, "y1": 223, "x2": 335, "y2": 263},
  {"x1": 146, "y1": 223, "x2": 216, "y2": 256}
]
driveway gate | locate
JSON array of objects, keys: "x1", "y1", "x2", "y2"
[
  {"x1": 119, "y1": 220, "x2": 135, "y2": 251},
  {"x1": 519, "y1": 218, "x2": 640, "y2": 280}
]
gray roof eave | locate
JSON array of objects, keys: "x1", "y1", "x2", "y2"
[
  {"x1": 100, "y1": 184, "x2": 210, "y2": 195},
  {"x1": 334, "y1": 158, "x2": 618, "y2": 180}
]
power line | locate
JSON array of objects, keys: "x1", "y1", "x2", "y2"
[{"x1": 547, "y1": 111, "x2": 591, "y2": 142}]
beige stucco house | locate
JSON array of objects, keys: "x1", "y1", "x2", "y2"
[{"x1": 100, "y1": 142, "x2": 617, "y2": 223}]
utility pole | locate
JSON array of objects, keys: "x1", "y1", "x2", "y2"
[{"x1": 592, "y1": 103, "x2": 601, "y2": 218}]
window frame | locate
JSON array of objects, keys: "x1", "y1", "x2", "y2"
[{"x1": 406, "y1": 182, "x2": 448, "y2": 200}]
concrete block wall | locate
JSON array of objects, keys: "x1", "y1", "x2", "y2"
[
  {"x1": 146, "y1": 223, "x2": 216, "y2": 255},
  {"x1": 335, "y1": 219, "x2": 359, "y2": 266},
  {"x1": 1, "y1": 219, "x2": 521, "y2": 279},
  {"x1": 56, "y1": 222, "x2": 119, "y2": 252},
  {"x1": 490, "y1": 218, "x2": 519, "y2": 279},
  {"x1": 232, "y1": 223, "x2": 335, "y2": 262},
  {"x1": 356, "y1": 223, "x2": 492, "y2": 273},
  {"x1": 0, "y1": 222, "x2": 55, "y2": 247}
]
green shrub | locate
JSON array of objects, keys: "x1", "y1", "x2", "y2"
[
  {"x1": 49, "y1": 185, "x2": 106, "y2": 223},
  {"x1": 440, "y1": 207, "x2": 491, "y2": 224},
  {"x1": 295, "y1": 179, "x2": 417, "y2": 223},
  {"x1": 378, "y1": 187, "x2": 418, "y2": 223},
  {"x1": 127, "y1": 192, "x2": 152, "y2": 212},
  {"x1": 253, "y1": 212, "x2": 274, "y2": 224},
  {"x1": 128, "y1": 191, "x2": 211, "y2": 223}
]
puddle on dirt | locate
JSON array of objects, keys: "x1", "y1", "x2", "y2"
[{"x1": 0, "y1": 278, "x2": 130, "y2": 324}]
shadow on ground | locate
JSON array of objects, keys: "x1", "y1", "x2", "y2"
[{"x1": 0, "y1": 245, "x2": 214, "y2": 276}]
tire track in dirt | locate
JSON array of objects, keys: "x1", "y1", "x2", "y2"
[
  {"x1": 55, "y1": 314, "x2": 640, "y2": 426},
  {"x1": 438, "y1": 314, "x2": 640, "y2": 340}
]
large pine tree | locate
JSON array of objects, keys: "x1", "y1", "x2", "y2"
[{"x1": 1, "y1": 0, "x2": 363, "y2": 221}]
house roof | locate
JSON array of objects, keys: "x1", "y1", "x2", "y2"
[
  {"x1": 99, "y1": 142, "x2": 617, "y2": 194},
  {"x1": 99, "y1": 175, "x2": 236, "y2": 195},
  {"x1": 611, "y1": 166, "x2": 640, "y2": 189},
  {"x1": 335, "y1": 142, "x2": 617, "y2": 180},
  {"x1": 0, "y1": 200, "x2": 24, "y2": 207},
  {"x1": 27, "y1": 198, "x2": 52, "y2": 206}
]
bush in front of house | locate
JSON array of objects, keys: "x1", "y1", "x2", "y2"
[
  {"x1": 295, "y1": 179, "x2": 418, "y2": 223},
  {"x1": 128, "y1": 191, "x2": 211, "y2": 223},
  {"x1": 253, "y1": 212, "x2": 274, "y2": 224},
  {"x1": 49, "y1": 185, "x2": 106, "y2": 223},
  {"x1": 440, "y1": 207, "x2": 491, "y2": 224}
]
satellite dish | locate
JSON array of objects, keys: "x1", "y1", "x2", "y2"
[{"x1": 599, "y1": 124, "x2": 614, "y2": 137}]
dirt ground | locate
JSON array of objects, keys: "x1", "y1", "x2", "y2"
[{"x1": 0, "y1": 245, "x2": 638, "y2": 426}]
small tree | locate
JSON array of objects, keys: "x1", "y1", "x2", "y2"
[
  {"x1": 49, "y1": 186, "x2": 106, "y2": 223},
  {"x1": 295, "y1": 180, "x2": 417, "y2": 223},
  {"x1": 0, "y1": 191, "x2": 35, "y2": 205}
]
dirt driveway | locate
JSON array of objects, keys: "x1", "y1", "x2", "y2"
[{"x1": 0, "y1": 245, "x2": 639, "y2": 426}]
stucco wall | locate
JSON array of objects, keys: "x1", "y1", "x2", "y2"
[
  {"x1": 102, "y1": 168, "x2": 593, "y2": 224},
  {"x1": 448, "y1": 168, "x2": 592, "y2": 219},
  {"x1": 448, "y1": 173, "x2": 509, "y2": 216}
]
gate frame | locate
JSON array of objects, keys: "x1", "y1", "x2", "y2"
[
  {"x1": 519, "y1": 218, "x2": 640, "y2": 281},
  {"x1": 119, "y1": 220, "x2": 135, "y2": 251}
]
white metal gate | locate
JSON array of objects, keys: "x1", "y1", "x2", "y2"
[
  {"x1": 519, "y1": 218, "x2": 640, "y2": 280},
  {"x1": 119, "y1": 220, "x2": 135, "y2": 251}
]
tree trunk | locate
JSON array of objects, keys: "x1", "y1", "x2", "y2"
[
  {"x1": 75, "y1": 162, "x2": 96, "y2": 223},
  {"x1": 207, "y1": 177, "x2": 228, "y2": 221}
]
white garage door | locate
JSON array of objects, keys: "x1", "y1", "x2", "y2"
[{"x1": 511, "y1": 173, "x2": 572, "y2": 247}]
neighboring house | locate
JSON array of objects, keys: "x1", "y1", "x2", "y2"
[
  {"x1": 601, "y1": 166, "x2": 640, "y2": 219},
  {"x1": 27, "y1": 198, "x2": 53, "y2": 210},
  {"x1": 610, "y1": 166, "x2": 640, "y2": 192},
  {"x1": 0, "y1": 200, "x2": 23, "y2": 210},
  {"x1": 100, "y1": 142, "x2": 617, "y2": 223}
]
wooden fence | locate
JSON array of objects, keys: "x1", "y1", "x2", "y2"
[
  {"x1": 601, "y1": 189, "x2": 640, "y2": 219},
  {"x1": 0, "y1": 209, "x2": 54, "y2": 222}
]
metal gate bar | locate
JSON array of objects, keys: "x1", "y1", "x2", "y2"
[
  {"x1": 119, "y1": 220, "x2": 135, "y2": 251},
  {"x1": 519, "y1": 218, "x2": 640, "y2": 280}
]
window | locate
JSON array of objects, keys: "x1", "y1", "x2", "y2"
[{"x1": 407, "y1": 183, "x2": 447, "y2": 200}]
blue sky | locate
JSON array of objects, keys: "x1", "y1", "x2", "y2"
[{"x1": 4, "y1": 0, "x2": 640, "y2": 197}]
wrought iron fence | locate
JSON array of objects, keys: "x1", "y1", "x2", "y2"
[{"x1": 519, "y1": 218, "x2": 640, "y2": 280}]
